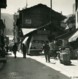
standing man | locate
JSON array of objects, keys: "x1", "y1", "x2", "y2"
[
  {"x1": 49, "y1": 41, "x2": 54, "y2": 57},
  {"x1": 22, "y1": 43, "x2": 27, "y2": 58},
  {"x1": 43, "y1": 42, "x2": 50, "y2": 62}
]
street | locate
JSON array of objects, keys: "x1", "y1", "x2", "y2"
[
  {"x1": 0, "y1": 56, "x2": 70, "y2": 79},
  {"x1": 0, "y1": 0, "x2": 77, "y2": 79}
]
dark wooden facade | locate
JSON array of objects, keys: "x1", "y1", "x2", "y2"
[{"x1": 17, "y1": 4, "x2": 66, "y2": 29}]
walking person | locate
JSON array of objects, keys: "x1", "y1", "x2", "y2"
[
  {"x1": 12, "y1": 43, "x2": 17, "y2": 58},
  {"x1": 49, "y1": 40, "x2": 58, "y2": 59},
  {"x1": 42, "y1": 42, "x2": 50, "y2": 62},
  {"x1": 22, "y1": 43, "x2": 27, "y2": 58}
]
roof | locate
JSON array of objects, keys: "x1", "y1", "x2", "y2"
[
  {"x1": 55, "y1": 30, "x2": 77, "y2": 40},
  {"x1": 20, "y1": 4, "x2": 66, "y2": 21},
  {"x1": 18, "y1": 4, "x2": 66, "y2": 28},
  {"x1": 69, "y1": 29, "x2": 78, "y2": 42}
]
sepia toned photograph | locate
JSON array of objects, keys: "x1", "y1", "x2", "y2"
[{"x1": 0, "y1": 0, "x2": 78, "y2": 79}]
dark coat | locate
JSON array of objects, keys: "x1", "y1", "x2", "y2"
[
  {"x1": 43, "y1": 44, "x2": 50, "y2": 54},
  {"x1": 12, "y1": 43, "x2": 17, "y2": 52},
  {"x1": 22, "y1": 44, "x2": 26, "y2": 54}
]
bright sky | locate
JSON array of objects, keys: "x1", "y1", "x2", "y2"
[{"x1": 1, "y1": 0, "x2": 75, "y2": 15}]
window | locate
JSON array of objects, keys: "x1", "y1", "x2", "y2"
[{"x1": 25, "y1": 19, "x2": 32, "y2": 24}]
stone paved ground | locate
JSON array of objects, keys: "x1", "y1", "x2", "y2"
[{"x1": 0, "y1": 55, "x2": 70, "y2": 79}]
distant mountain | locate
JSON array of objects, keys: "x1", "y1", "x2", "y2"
[{"x1": 1, "y1": 13, "x2": 14, "y2": 35}]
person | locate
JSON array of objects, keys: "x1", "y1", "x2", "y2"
[
  {"x1": 5, "y1": 45, "x2": 8, "y2": 55},
  {"x1": 53, "y1": 40, "x2": 58, "y2": 59},
  {"x1": 42, "y1": 42, "x2": 50, "y2": 62},
  {"x1": 12, "y1": 43, "x2": 17, "y2": 58},
  {"x1": 22, "y1": 43, "x2": 27, "y2": 58},
  {"x1": 49, "y1": 40, "x2": 58, "y2": 59},
  {"x1": 49, "y1": 41, "x2": 54, "y2": 57}
]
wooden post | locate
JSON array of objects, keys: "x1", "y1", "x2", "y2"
[
  {"x1": 0, "y1": 8, "x2": 1, "y2": 19},
  {"x1": 50, "y1": 0, "x2": 52, "y2": 9},
  {"x1": 50, "y1": 0, "x2": 52, "y2": 23}
]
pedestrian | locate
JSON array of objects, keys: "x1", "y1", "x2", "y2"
[
  {"x1": 49, "y1": 41, "x2": 54, "y2": 57},
  {"x1": 5, "y1": 45, "x2": 9, "y2": 54},
  {"x1": 42, "y1": 42, "x2": 50, "y2": 62},
  {"x1": 12, "y1": 43, "x2": 17, "y2": 58},
  {"x1": 22, "y1": 43, "x2": 27, "y2": 58},
  {"x1": 49, "y1": 40, "x2": 58, "y2": 59},
  {"x1": 53, "y1": 40, "x2": 58, "y2": 59}
]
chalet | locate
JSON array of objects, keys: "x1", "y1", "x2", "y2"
[{"x1": 15, "y1": 4, "x2": 66, "y2": 55}]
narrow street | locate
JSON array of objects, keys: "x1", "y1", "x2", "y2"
[
  {"x1": 0, "y1": 56, "x2": 70, "y2": 79},
  {"x1": 0, "y1": 0, "x2": 77, "y2": 79}
]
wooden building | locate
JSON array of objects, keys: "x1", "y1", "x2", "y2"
[{"x1": 15, "y1": 4, "x2": 66, "y2": 55}]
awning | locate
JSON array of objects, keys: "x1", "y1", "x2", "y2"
[
  {"x1": 21, "y1": 22, "x2": 51, "y2": 42},
  {"x1": 21, "y1": 22, "x2": 51, "y2": 36},
  {"x1": 63, "y1": 14, "x2": 75, "y2": 23},
  {"x1": 69, "y1": 31, "x2": 78, "y2": 42},
  {"x1": 22, "y1": 37, "x2": 29, "y2": 44},
  {"x1": 21, "y1": 28, "x2": 36, "y2": 35}
]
